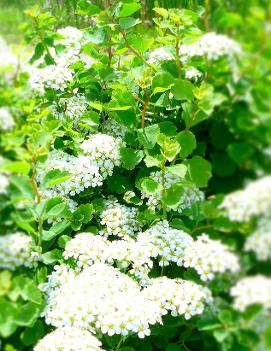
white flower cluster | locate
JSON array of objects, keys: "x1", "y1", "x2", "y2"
[
  {"x1": 50, "y1": 94, "x2": 88, "y2": 125},
  {"x1": 230, "y1": 275, "x2": 271, "y2": 311},
  {"x1": 137, "y1": 220, "x2": 193, "y2": 267},
  {"x1": 81, "y1": 134, "x2": 122, "y2": 178},
  {"x1": 220, "y1": 176, "x2": 271, "y2": 222},
  {"x1": 34, "y1": 327, "x2": 104, "y2": 351},
  {"x1": 103, "y1": 119, "x2": 127, "y2": 140},
  {"x1": 0, "y1": 36, "x2": 18, "y2": 70},
  {"x1": 185, "y1": 66, "x2": 202, "y2": 80},
  {"x1": 245, "y1": 217, "x2": 271, "y2": 261},
  {"x1": 0, "y1": 232, "x2": 39, "y2": 270},
  {"x1": 183, "y1": 234, "x2": 239, "y2": 281},
  {"x1": 63, "y1": 232, "x2": 153, "y2": 285},
  {"x1": 148, "y1": 47, "x2": 173, "y2": 65},
  {"x1": 56, "y1": 27, "x2": 84, "y2": 51},
  {"x1": 141, "y1": 170, "x2": 204, "y2": 213},
  {"x1": 99, "y1": 197, "x2": 142, "y2": 238},
  {"x1": 37, "y1": 150, "x2": 103, "y2": 197},
  {"x1": 143, "y1": 277, "x2": 212, "y2": 319},
  {"x1": 41, "y1": 263, "x2": 162, "y2": 338},
  {"x1": 29, "y1": 64, "x2": 73, "y2": 94},
  {"x1": 180, "y1": 32, "x2": 242, "y2": 61},
  {"x1": 0, "y1": 174, "x2": 9, "y2": 194},
  {"x1": 0, "y1": 106, "x2": 15, "y2": 131}
]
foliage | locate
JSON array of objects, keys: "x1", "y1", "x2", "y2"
[{"x1": 0, "y1": 1, "x2": 271, "y2": 351}]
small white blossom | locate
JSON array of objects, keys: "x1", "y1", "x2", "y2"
[
  {"x1": 230, "y1": 275, "x2": 271, "y2": 311},
  {"x1": 143, "y1": 277, "x2": 212, "y2": 319},
  {"x1": 180, "y1": 32, "x2": 242, "y2": 61},
  {"x1": 185, "y1": 66, "x2": 202, "y2": 80},
  {"x1": 183, "y1": 234, "x2": 240, "y2": 281},
  {"x1": 148, "y1": 47, "x2": 174, "y2": 65},
  {"x1": 34, "y1": 327, "x2": 104, "y2": 351},
  {"x1": 141, "y1": 170, "x2": 204, "y2": 213},
  {"x1": 137, "y1": 220, "x2": 193, "y2": 267},
  {"x1": 0, "y1": 232, "x2": 39, "y2": 270},
  {"x1": 220, "y1": 176, "x2": 271, "y2": 222},
  {"x1": 103, "y1": 119, "x2": 127, "y2": 140},
  {"x1": 81, "y1": 134, "x2": 122, "y2": 178},
  {"x1": 0, "y1": 107, "x2": 15, "y2": 131},
  {"x1": 245, "y1": 217, "x2": 271, "y2": 261},
  {"x1": 99, "y1": 197, "x2": 142, "y2": 238}
]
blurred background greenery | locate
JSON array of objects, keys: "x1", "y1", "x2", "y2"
[{"x1": 1, "y1": 0, "x2": 270, "y2": 43}]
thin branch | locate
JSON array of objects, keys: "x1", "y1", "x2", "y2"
[{"x1": 141, "y1": 93, "x2": 150, "y2": 129}]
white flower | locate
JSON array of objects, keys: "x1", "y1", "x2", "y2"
[
  {"x1": 34, "y1": 327, "x2": 104, "y2": 351},
  {"x1": 183, "y1": 234, "x2": 240, "y2": 281},
  {"x1": 103, "y1": 119, "x2": 127, "y2": 140},
  {"x1": 185, "y1": 66, "x2": 202, "y2": 80},
  {"x1": 180, "y1": 32, "x2": 242, "y2": 61},
  {"x1": 0, "y1": 174, "x2": 9, "y2": 194},
  {"x1": 81, "y1": 134, "x2": 122, "y2": 178},
  {"x1": 0, "y1": 107, "x2": 15, "y2": 131},
  {"x1": 56, "y1": 27, "x2": 84, "y2": 51},
  {"x1": 29, "y1": 64, "x2": 73, "y2": 94},
  {"x1": 141, "y1": 170, "x2": 204, "y2": 213},
  {"x1": 220, "y1": 176, "x2": 271, "y2": 222},
  {"x1": 0, "y1": 36, "x2": 18, "y2": 70},
  {"x1": 41, "y1": 263, "x2": 162, "y2": 338},
  {"x1": 230, "y1": 275, "x2": 271, "y2": 311},
  {"x1": 148, "y1": 47, "x2": 174, "y2": 65},
  {"x1": 99, "y1": 197, "x2": 142, "y2": 238},
  {"x1": 143, "y1": 277, "x2": 212, "y2": 319},
  {"x1": 50, "y1": 94, "x2": 88, "y2": 125},
  {"x1": 245, "y1": 217, "x2": 271, "y2": 261},
  {"x1": 37, "y1": 150, "x2": 103, "y2": 197},
  {"x1": 137, "y1": 220, "x2": 193, "y2": 267},
  {"x1": 0, "y1": 232, "x2": 39, "y2": 270}
]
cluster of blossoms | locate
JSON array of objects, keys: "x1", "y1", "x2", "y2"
[
  {"x1": 38, "y1": 150, "x2": 103, "y2": 197},
  {"x1": 0, "y1": 36, "x2": 18, "y2": 71},
  {"x1": 99, "y1": 197, "x2": 142, "y2": 238},
  {"x1": 103, "y1": 118, "x2": 127, "y2": 140},
  {"x1": 143, "y1": 277, "x2": 212, "y2": 319},
  {"x1": 0, "y1": 232, "x2": 39, "y2": 270},
  {"x1": 50, "y1": 94, "x2": 88, "y2": 126},
  {"x1": 34, "y1": 327, "x2": 104, "y2": 351},
  {"x1": 183, "y1": 234, "x2": 240, "y2": 281},
  {"x1": 185, "y1": 66, "x2": 202, "y2": 80},
  {"x1": 137, "y1": 220, "x2": 193, "y2": 267},
  {"x1": 0, "y1": 106, "x2": 15, "y2": 131},
  {"x1": 245, "y1": 217, "x2": 271, "y2": 261},
  {"x1": 179, "y1": 32, "x2": 242, "y2": 62},
  {"x1": 63, "y1": 232, "x2": 153, "y2": 285},
  {"x1": 147, "y1": 47, "x2": 174, "y2": 65},
  {"x1": 41, "y1": 263, "x2": 162, "y2": 338},
  {"x1": 220, "y1": 176, "x2": 271, "y2": 222},
  {"x1": 141, "y1": 170, "x2": 204, "y2": 213},
  {"x1": 0, "y1": 174, "x2": 9, "y2": 194},
  {"x1": 81, "y1": 134, "x2": 122, "y2": 178},
  {"x1": 230, "y1": 275, "x2": 271, "y2": 311}
]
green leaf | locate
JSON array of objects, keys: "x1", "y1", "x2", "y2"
[
  {"x1": 2, "y1": 162, "x2": 30, "y2": 175},
  {"x1": 153, "y1": 7, "x2": 168, "y2": 18},
  {"x1": 80, "y1": 110, "x2": 100, "y2": 130},
  {"x1": 42, "y1": 220, "x2": 71, "y2": 241},
  {"x1": 14, "y1": 303, "x2": 40, "y2": 327},
  {"x1": 0, "y1": 271, "x2": 12, "y2": 296},
  {"x1": 152, "y1": 72, "x2": 174, "y2": 90},
  {"x1": 21, "y1": 320, "x2": 44, "y2": 346},
  {"x1": 166, "y1": 344, "x2": 185, "y2": 351},
  {"x1": 227, "y1": 143, "x2": 254, "y2": 164},
  {"x1": 41, "y1": 249, "x2": 62, "y2": 265},
  {"x1": 138, "y1": 124, "x2": 160, "y2": 149},
  {"x1": 42, "y1": 169, "x2": 71, "y2": 188},
  {"x1": 76, "y1": 0, "x2": 100, "y2": 15},
  {"x1": 57, "y1": 235, "x2": 71, "y2": 249},
  {"x1": 144, "y1": 154, "x2": 164, "y2": 168},
  {"x1": 0, "y1": 298, "x2": 18, "y2": 337},
  {"x1": 157, "y1": 134, "x2": 181, "y2": 162},
  {"x1": 107, "y1": 174, "x2": 132, "y2": 193},
  {"x1": 120, "y1": 148, "x2": 144, "y2": 170},
  {"x1": 10, "y1": 175, "x2": 34, "y2": 200},
  {"x1": 119, "y1": 2, "x2": 141, "y2": 17},
  {"x1": 185, "y1": 156, "x2": 212, "y2": 187},
  {"x1": 119, "y1": 17, "x2": 141, "y2": 29},
  {"x1": 171, "y1": 79, "x2": 194, "y2": 101},
  {"x1": 71, "y1": 204, "x2": 94, "y2": 231},
  {"x1": 213, "y1": 330, "x2": 229, "y2": 342},
  {"x1": 176, "y1": 130, "x2": 197, "y2": 158},
  {"x1": 140, "y1": 178, "x2": 161, "y2": 193},
  {"x1": 46, "y1": 202, "x2": 69, "y2": 217},
  {"x1": 22, "y1": 282, "x2": 42, "y2": 305},
  {"x1": 166, "y1": 164, "x2": 187, "y2": 178}
]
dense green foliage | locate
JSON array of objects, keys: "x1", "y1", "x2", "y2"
[{"x1": 0, "y1": 1, "x2": 271, "y2": 351}]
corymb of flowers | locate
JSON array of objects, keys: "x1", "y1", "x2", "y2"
[{"x1": 0, "y1": 2, "x2": 271, "y2": 351}]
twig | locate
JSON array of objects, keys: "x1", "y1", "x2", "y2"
[{"x1": 141, "y1": 93, "x2": 150, "y2": 129}]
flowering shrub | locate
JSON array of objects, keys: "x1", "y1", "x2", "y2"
[{"x1": 0, "y1": 1, "x2": 271, "y2": 351}]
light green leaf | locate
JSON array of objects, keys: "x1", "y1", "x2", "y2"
[
  {"x1": 119, "y1": 3, "x2": 141, "y2": 17},
  {"x1": 120, "y1": 148, "x2": 144, "y2": 170},
  {"x1": 138, "y1": 124, "x2": 160, "y2": 149},
  {"x1": 176, "y1": 130, "x2": 197, "y2": 158}
]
